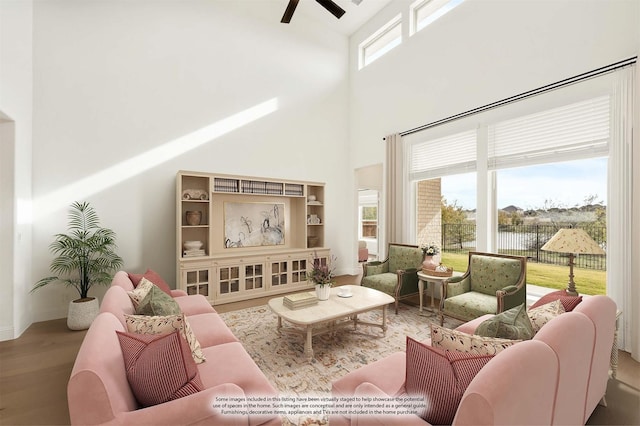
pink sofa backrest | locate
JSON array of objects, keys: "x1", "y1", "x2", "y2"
[
  {"x1": 68, "y1": 312, "x2": 138, "y2": 425},
  {"x1": 533, "y1": 311, "x2": 594, "y2": 425},
  {"x1": 573, "y1": 295, "x2": 617, "y2": 422},
  {"x1": 454, "y1": 340, "x2": 557, "y2": 426},
  {"x1": 100, "y1": 285, "x2": 135, "y2": 327},
  {"x1": 110, "y1": 270, "x2": 135, "y2": 292}
]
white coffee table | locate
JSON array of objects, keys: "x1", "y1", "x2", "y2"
[{"x1": 268, "y1": 285, "x2": 395, "y2": 361}]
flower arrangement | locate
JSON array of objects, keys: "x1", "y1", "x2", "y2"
[
  {"x1": 421, "y1": 243, "x2": 440, "y2": 256},
  {"x1": 307, "y1": 252, "x2": 337, "y2": 287}
]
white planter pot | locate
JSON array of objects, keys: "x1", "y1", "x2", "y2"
[
  {"x1": 315, "y1": 284, "x2": 331, "y2": 301},
  {"x1": 67, "y1": 297, "x2": 99, "y2": 330}
]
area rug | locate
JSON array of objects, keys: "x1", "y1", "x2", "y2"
[{"x1": 219, "y1": 303, "x2": 463, "y2": 399}]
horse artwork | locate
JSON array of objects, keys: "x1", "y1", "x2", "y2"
[{"x1": 224, "y1": 202, "x2": 285, "y2": 248}]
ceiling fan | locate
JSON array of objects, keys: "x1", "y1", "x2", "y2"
[{"x1": 281, "y1": 0, "x2": 346, "y2": 24}]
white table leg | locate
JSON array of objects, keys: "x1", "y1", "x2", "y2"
[
  {"x1": 430, "y1": 280, "x2": 435, "y2": 310},
  {"x1": 305, "y1": 325, "x2": 314, "y2": 362},
  {"x1": 418, "y1": 279, "x2": 425, "y2": 312},
  {"x1": 382, "y1": 305, "x2": 388, "y2": 335}
]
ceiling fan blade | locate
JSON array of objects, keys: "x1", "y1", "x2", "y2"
[
  {"x1": 281, "y1": 0, "x2": 300, "y2": 23},
  {"x1": 316, "y1": 0, "x2": 346, "y2": 19}
]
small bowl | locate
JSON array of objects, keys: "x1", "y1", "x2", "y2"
[{"x1": 184, "y1": 240, "x2": 203, "y2": 251}]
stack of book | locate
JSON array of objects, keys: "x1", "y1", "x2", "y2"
[
  {"x1": 183, "y1": 249, "x2": 206, "y2": 257},
  {"x1": 283, "y1": 292, "x2": 318, "y2": 310}
]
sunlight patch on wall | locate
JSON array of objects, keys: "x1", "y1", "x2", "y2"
[{"x1": 31, "y1": 98, "x2": 279, "y2": 221}]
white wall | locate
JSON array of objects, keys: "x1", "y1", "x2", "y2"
[
  {"x1": 0, "y1": 0, "x2": 34, "y2": 340},
  {"x1": 29, "y1": 0, "x2": 352, "y2": 322},
  {"x1": 349, "y1": 0, "x2": 640, "y2": 168}
]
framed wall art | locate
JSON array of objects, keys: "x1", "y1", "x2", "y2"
[{"x1": 224, "y1": 202, "x2": 285, "y2": 248}]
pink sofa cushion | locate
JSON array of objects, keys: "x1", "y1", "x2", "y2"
[
  {"x1": 116, "y1": 330, "x2": 204, "y2": 407},
  {"x1": 530, "y1": 290, "x2": 582, "y2": 312},
  {"x1": 405, "y1": 337, "x2": 493, "y2": 425},
  {"x1": 128, "y1": 269, "x2": 173, "y2": 296}
]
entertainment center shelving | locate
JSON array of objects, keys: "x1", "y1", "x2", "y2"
[{"x1": 176, "y1": 171, "x2": 329, "y2": 305}]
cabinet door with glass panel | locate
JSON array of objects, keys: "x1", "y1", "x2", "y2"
[{"x1": 215, "y1": 257, "x2": 266, "y2": 303}]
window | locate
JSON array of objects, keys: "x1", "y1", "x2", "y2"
[
  {"x1": 361, "y1": 206, "x2": 378, "y2": 238},
  {"x1": 359, "y1": 14, "x2": 402, "y2": 69},
  {"x1": 410, "y1": 0, "x2": 464, "y2": 35}
]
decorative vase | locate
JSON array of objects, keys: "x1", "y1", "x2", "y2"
[
  {"x1": 67, "y1": 297, "x2": 99, "y2": 331},
  {"x1": 186, "y1": 211, "x2": 202, "y2": 226},
  {"x1": 422, "y1": 255, "x2": 438, "y2": 271},
  {"x1": 315, "y1": 284, "x2": 331, "y2": 301}
]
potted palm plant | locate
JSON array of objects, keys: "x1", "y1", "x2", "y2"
[{"x1": 32, "y1": 201, "x2": 123, "y2": 330}]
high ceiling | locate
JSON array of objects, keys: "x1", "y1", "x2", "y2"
[{"x1": 281, "y1": 0, "x2": 394, "y2": 35}]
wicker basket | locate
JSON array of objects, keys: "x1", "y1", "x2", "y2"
[{"x1": 421, "y1": 267, "x2": 453, "y2": 277}]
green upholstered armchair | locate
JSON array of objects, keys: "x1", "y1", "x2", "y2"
[
  {"x1": 360, "y1": 243, "x2": 423, "y2": 314},
  {"x1": 439, "y1": 251, "x2": 527, "y2": 325}
]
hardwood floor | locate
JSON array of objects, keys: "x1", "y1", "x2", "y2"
[{"x1": 1, "y1": 276, "x2": 638, "y2": 425}]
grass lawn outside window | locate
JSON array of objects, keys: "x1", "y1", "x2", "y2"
[{"x1": 441, "y1": 252, "x2": 606, "y2": 296}]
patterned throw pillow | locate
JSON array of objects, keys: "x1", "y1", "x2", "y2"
[
  {"x1": 431, "y1": 324, "x2": 521, "y2": 355},
  {"x1": 128, "y1": 269, "x2": 173, "y2": 296},
  {"x1": 136, "y1": 284, "x2": 182, "y2": 316},
  {"x1": 127, "y1": 277, "x2": 156, "y2": 309},
  {"x1": 527, "y1": 299, "x2": 565, "y2": 333},
  {"x1": 123, "y1": 313, "x2": 206, "y2": 364},
  {"x1": 116, "y1": 330, "x2": 204, "y2": 407},
  {"x1": 475, "y1": 303, "x2": 534, "y2": 340},
  {"x1": 529, "y1": 290, "x2": 582, "y2": 312},
  {"x1": 405, "y1": 337, "x2": 493, "y2": 425}
]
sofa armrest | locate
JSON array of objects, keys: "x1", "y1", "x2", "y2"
[
  {"x1": 443, "y1": 276, "x2": 470, "y2": 299},
  {"x1": 171, "y1": 289, "x2": 188, "y2": 297},
  {"x1": 397, "y1": 268, "x2": 419, "y2": 297},
  {"x1": 352, "y1": 383, "x2": 429, "y2": 426},
  {"x1": 115, "y1": 383, "x2": 249, "y2": 426},
  {"x1": 364, "y1": 261, "x2": 388, "y2": 277},
  {"x1": 497, "y1": 283, "x2": 526, "y2": 312}
]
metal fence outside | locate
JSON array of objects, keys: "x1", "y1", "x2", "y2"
[{"x1": 442, "y1": 223, "x2": 607, "y2": 271}]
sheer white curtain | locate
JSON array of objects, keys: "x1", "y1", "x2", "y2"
[
  {"x1": 607, "y1": 64, "x2": 636, "y2": 358},
  {"x1": 384, "y1": 133, "x2": 404, "y2": 252}
]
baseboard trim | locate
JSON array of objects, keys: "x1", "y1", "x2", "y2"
[{"x1": 0, "y1": 325, "x2": 15, "y2": 341}]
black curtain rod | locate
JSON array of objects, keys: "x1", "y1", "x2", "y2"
[{"x1": 391, "y1": 56, "x2": 637, "y2": 139}]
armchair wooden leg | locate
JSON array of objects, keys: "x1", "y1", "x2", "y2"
[
  {"x1": 395, "y1": 300, "x2": 398, "y2": 315},
  {"x1": 439, "y1": 313, "x2": 444, "y2": 326}
]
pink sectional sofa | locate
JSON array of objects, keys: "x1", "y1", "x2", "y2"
[
  {"x1": 68, "y1": 271, "x2": 280, "y2": 426},
  {"x1": 331, "y1": 295, "x2": 616, "y2": 425}
]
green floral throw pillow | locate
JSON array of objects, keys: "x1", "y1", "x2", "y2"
[
  {"x1": 475, "y1": 303, "x2": 533, "y2": 340},
  {"x1": 136, "y1": 284, "x2": 182, "y2": 316}
]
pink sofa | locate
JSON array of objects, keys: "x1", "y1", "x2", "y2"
[
  {"x1": 331, "y1": 295, "x2": 616, "y2": 425},
  {"x1": 68, "y1": 271, "x2": 280, "y2": 426}
]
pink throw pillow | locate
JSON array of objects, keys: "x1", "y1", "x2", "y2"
[
  {"x1": 116, "y1": 330, "x2": 204, "y2": 407},
  {"x1": 128, "y1": 269, "x2": 173, "y2": 296},
  {"x1": 529, "y1": 290, "x2": 582, "y2": 312},
  {"x1": 405, "y1": 337, "x2": 493, "y2": 424}
]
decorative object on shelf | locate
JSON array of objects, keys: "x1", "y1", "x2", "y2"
[
  {"x1": 32, "y1": 201, "x2": 123, "y2": 330},
  {"x1": 224, "y1": 202, "x2": 285, "y2": 248},
  {"x1": 182, "y1": 189, "x2": 208, "y2": 200},
  {"x1": 541, "y1": 228, "x2": 606, "y2": 296},
  {"x1": 307, "y1": 214, "x2": 321, "y2": 225},
  {"x1": 183, "y1": 240, "x2": 205, "y2": 257},
  {"x1": 308, "y1": 195, "x2": 317, "y2": 202},
  {"x1": 308, "y1": 251, "x2": 336, "y2": 301},
  {"x1": 185, "y1": 210, "x2": 202, "y2": 226}
]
